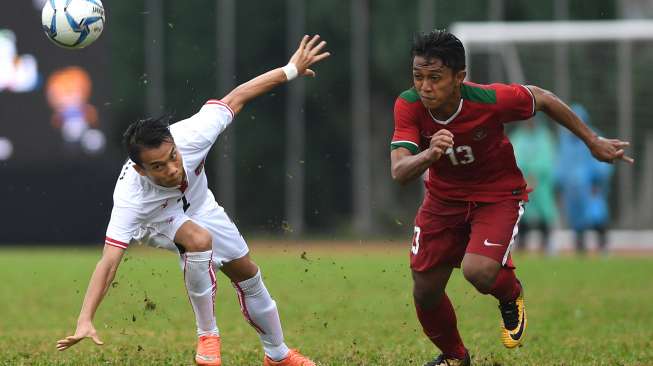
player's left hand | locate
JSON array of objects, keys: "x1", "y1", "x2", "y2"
[
  {"x1": 588, "y1": 136, "x2": 634, "y2": 164},
  {"x1": 289, "y1": 35, "x2": 330, "y2": 77}
]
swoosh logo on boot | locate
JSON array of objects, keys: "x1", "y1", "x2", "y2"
[
  {"x1": 196, "y1": 355, "x2": 219, "y2": 361},
  {"x1": 509, "y1": 309, "x2": 526, "y2": 341}
]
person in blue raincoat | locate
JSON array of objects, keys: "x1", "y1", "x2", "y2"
[{"x1": 555, "y1": 104, "x2": 614, "y2": 254}]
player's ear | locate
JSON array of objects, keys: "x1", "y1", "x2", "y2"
[
  {"x1": 455, "y1": 70, "x2": 467, "y2": 85},
  {"x1": 132, "y1": 163, "x2": 146, "y2": 176}
]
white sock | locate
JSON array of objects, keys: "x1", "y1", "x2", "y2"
[
  {"x1": 183, "y1": 250, "x2": 219, "y2": 336},
  {"x1": 233, "y1": 270, "x2": 289, "y2": 361}
]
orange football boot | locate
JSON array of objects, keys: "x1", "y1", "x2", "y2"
[
  {"x1": 263, "y1": 349, "x2": 316, "y2": 366},
  {"x1": 195, "y1": 335, "x2": 221, "y2": 366}
]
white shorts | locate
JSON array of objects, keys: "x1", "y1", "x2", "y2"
[{"x1": 131, "y1": 205, "x2": 249, "y2": 269}]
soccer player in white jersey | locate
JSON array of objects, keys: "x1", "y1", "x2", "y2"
[{"x1": 56, "y1": 35, "x2": 329, "y2": 366}]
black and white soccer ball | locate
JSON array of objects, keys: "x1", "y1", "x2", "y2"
[{"x1": 41, "y1": 0, "x2": 105, "y2": 49}]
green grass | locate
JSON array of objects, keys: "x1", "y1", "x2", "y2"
[{"x1": 1, "y1": 243, "x2": 652, "y2": 366}]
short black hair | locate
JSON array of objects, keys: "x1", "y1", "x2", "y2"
[
  {"x1": 123, "y1": 115, "x2": 174, "y2": 166},
  {"x1": 411, "y1": 30, "x2": 466, "y2": 72}
]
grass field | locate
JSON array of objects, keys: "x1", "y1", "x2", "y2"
[{"x1": 1, "y1": 242, "x2": 652, "y2": 366}]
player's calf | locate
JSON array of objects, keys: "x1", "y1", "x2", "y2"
[{"x1": 232, "y1": 269, "x2": 290, "y2": 359}]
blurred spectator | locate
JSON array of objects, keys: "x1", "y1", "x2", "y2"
[
  {"x1": 45, "y1": 66, "x2": 105, "y2": 155},
  {"x1": 510, "y1": 118, "x2": 559, "y2": 254},
  {"x1": 0, "y1": 29, "x2": 39, "y2": 93},
  {"x1": 0, "y1": 137, "x2": 13, "y2": 160},
  {"x1": 555, "y1": 104, "x2": 614, "y2": 254}
]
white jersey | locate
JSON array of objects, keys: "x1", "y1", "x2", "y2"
[{"x1": 105, "y1": 99, "x2": 235, "y2": 250}]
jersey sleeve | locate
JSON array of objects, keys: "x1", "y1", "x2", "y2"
[
  {"x1": 391, "y1": 97, "x2": 420, "y2": 154},
  {"x1": 105, "y1": 204, "x2": 143, "y2": 250},
  {"x1": 495, "y1": 83, "x2": 536, "y2": 123},
  {"x1": 169, "y1": 99, "x2": 235, "y2": 150}
]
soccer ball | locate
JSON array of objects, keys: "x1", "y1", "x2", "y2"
[{"x1": 41, "y1": 0, "x2": 105, "y2": 49}]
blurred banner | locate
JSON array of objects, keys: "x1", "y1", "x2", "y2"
[{"x1": 1, "y1": 0, "x2": 118, "y2": 244}]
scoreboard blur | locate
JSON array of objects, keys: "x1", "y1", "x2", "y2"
[{"x1": 1, "y1": 0, "x2": 118, "y2": 243}]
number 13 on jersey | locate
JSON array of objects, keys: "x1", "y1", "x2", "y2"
[{"x1": 445, "y1": 145, "x2": 475, "y2": 165}]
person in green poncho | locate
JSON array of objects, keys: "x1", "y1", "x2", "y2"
[{"x1": 510, "y1": 118, "x2": 559, "y2": 255}]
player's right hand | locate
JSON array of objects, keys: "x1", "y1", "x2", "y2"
[
  {"x1": 289, "y1": 35, "x2": 330, "y2": 78},
  {"x1": 427, "y1": 129, "x2": 454, "y2": 162},
  {"x1": 588, "y1": 136, "x2": 635, "y2": 164},
  {"x1": 56, "y1": 321, "x2": 104, "y2": 351}
]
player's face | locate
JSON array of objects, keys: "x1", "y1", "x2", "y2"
[
  {"x1": 134, "y1": 141, "x2": 185, "y2": 187},
  {"x1": 412, "y1": 56, "x2": 465, "y2": 113}
]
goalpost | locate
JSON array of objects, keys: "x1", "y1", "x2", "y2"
[{"x1": 451, "y1": 20, "x2": 653, "y2": 230}]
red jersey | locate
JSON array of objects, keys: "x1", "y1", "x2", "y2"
[{"x1": 391, "y1": 81, "x2": 535, "y2": 203}]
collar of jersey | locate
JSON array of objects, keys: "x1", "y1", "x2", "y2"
[{"x1": 427, "y1": 98, "x2": 463, "y2": 125}]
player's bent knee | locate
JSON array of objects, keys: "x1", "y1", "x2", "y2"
[
  {"x1": 411, "y1": 267, "x2": 451, "y2": 309},
  {"x1": 175, "y1": 221, "x2": 213, "y2": 252},
  {"x1": 186, "y1": 228, "x2": 212, "y2": 252},
  {"x1": 462, "y1": 265, "x2": 497, "y2": 293}
]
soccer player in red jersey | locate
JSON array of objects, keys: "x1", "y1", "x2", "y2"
[{"x1": 390, "y1": 30, "x2": 633, "y2": 366}]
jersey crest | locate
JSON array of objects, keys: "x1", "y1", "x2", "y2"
[{"x1": 473, "y1": 128, "x2": 488, "y2": 141}]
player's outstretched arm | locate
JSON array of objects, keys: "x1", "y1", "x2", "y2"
[
  {"x1": 56, "y1": 245, "x2": 125, "y2": 351},
  {"x1": 527, "y1": 85, "x2": 634, "y2": 164},
  {"x1": 391, "y1": 129, "x2": 454, "y2": 185},
  {"x1": 221, "y1": 35, "x2": 330, "y2": 115}
]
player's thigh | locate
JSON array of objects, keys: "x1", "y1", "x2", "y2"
[
  {"x1": 192, "y1": 207, "x2": 249, "y2": 270},
  {"x1": 131, "y1": 229, "x2": 179, "y2": 253},
  {"x1": 132, "y1": 214, "x2": 191, "y2": 253},
  {"x1": 466, "y1": 200, "x2": 525, "y2": 268},
  {"x1": 411, "y1": 208, "x2": 469, "y2": 272}
]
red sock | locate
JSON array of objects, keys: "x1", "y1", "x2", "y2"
[
  {"x1": 415, "y1": 293, "x2": 467, "y2": 359},
  {"x1": 488, "y1": 267, "x2": 521, "y2": 303}
]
